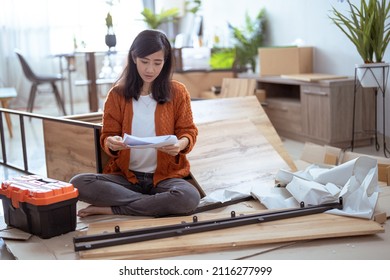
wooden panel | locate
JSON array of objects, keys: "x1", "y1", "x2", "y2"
[
  {"x1": 191, "y1": 96, "x2": 297, "y2": 171},
  {"x1": 79, "y1": 212, "x2": 384, "y2": 260},
  {"x1": 301, "y1": 86, "x2": 331, "y2": 141},
  {"x1": 300, "y1": 83, "x2": 375, "y2": 147},
  {"x1": 281, "y1": 73, "x2": 348, "y2": 82},
  {"x1": 188, "y1": 118, "x2": 290, "y2": 196},
  {"x1": 219, "y1": 78, "x2": 257, "y2": 98},
  {"x1": 263, "y1": 98, "x2": 302, "y2": 137},
  {"x1": 43, "y1": 118, "x2": 109, "y2": 182}
]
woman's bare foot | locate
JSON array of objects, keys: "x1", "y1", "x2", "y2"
[{"x1": 77, "y1": 205, "x2": 114, "y2": 218}]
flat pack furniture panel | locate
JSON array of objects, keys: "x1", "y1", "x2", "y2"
[
  {"x1": 191, "y1": 96, "x2": 297, "y2": 171},
  {"x1": 219, "y1": 78, "x2": 257, "y2": 98},
  {"x1": 188, "y1": 118, "x2": 290, "y2": 196},
  {"x1": 43, "y1": 113, "x2": 109, "y2": 182}
]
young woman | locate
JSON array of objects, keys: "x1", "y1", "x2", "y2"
[{"x1": 70, "y1": 30, "x2": 200, "y2": 218}]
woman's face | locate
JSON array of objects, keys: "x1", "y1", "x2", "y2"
[{"x1": 134, "y1": 50, "x2": 165, "y2": 84}]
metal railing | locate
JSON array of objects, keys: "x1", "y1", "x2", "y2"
[{"x1": 0, "y1": 107, "x2": 103, "y2": 176}]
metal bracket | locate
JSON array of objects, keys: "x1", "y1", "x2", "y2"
[{"x1": 73, "y1": 197, "x2": 343, "y2": 252}]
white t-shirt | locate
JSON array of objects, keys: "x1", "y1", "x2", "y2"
[{"x1": 129, "y1": 94, "x2": 157, "y2": 173}]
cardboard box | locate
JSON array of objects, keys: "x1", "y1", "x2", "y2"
[
  {"x1": 295, "y1": 142, "x2": 390, "y2": 221},
  {"x1": 258, "y1": 46, "x2": 313, "y2": 76},
  {"x1": 295, "y1": 142, "x2": 342, "y2": 171},
  {"x1": 297, "y1": 142, "x2": 390, "y2": 184},
  {"x1": 0, "y1": 175, "x2": 78, "y2": 239}
]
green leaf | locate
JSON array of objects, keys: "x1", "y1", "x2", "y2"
[
  {"x1": 229, "y1": 8, "x2": 266, "y2": 71},
  {"x1": 329, "y1": 0, "x2": 390, "y2": 63},
  {"x1": 141, "y1": 7, "x2": 179, "y2": 29}
]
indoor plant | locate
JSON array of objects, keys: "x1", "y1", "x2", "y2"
[
  {"x1": 140, "y1": 7, "x2": 179, "y2": 30},
  {"x1": 105, "y1": 12, "x2": 117, "y2": 50},
  {"x1": 228, "y1": 8, "x2": 267, "y2": 73},
  {"x1": 329, "y1": 0, "x2": 390, "y2": 87}
]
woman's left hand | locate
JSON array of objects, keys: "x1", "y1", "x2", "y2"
[
  {"x1": 158, "y1": 144, "x2": 180, "y2": 156},
  {"x1": 158, "y1": 137, "x2": 189, "y2": 156}
]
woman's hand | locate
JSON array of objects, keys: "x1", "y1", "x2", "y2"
[
  {"x1": 106, "y1": 135, "x2": 128, "y2": 152},
  {"x1": 158, "y1": 137, "x2": 189, "y2": 156}
]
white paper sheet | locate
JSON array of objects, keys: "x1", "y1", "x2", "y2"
[
  {"x1": 198, "y1": 184, "x2": 254, "y2": 207},
  {"x1": 122, "y1": 134, "x2": 178, "y2": 149},
  {"x1": 251, "y1": 156, "x2": 380, "y2": 219}
]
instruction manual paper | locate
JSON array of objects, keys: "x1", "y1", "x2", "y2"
[{"x1": 123, "y1": 134, "x2": 178, "y2": 149}]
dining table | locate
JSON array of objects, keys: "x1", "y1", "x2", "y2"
[{"x1": 54, "y1": 50, "x2": 122, "y2": 113}]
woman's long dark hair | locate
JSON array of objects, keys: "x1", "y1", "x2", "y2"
[{"x1": 116, "y1": 29, "x2": 174, "y2": 103}]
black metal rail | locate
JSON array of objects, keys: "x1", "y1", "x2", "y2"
[{"x1": 74, "y1": 198, "x2": 343, "y2": 252}]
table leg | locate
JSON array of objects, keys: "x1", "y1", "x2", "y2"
[{"x1": 85, "y1": 52, "x2": 99, "y2": 112}]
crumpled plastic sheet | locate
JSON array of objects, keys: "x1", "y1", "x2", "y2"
[{"x1": 251, "y1": 156, "x2": 380, "y2": 219}]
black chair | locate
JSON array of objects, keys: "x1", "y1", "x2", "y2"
[{"x1": 14, "y1": 49, "x2": 66, "y2": 115}]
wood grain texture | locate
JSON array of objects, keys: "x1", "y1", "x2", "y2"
[
  {"x1": 281, "y1": 73, "x2": 348, "y2": 82},
  {"x1": 219, "y1": 78, "x2": 257, "y2": 98},
  {"x1": 79, "y1": 211, "x2": 384, "y2": 260},
  {"x1": 258, "y1": 76, "x2": 375, "y2": 148},
  {"x1": 191, "y1": 96, "x2": 297, "y2": 171},
  {"x1": 188, "y1": 118, "x2": 290, "y2": 195},
  {"x1": 43, "y1": 118, "x2": 109, "y2": 181}
]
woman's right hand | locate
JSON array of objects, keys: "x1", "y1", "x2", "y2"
[{"x1": 106, "y1": 136, "x2": 128, "y2": 152}]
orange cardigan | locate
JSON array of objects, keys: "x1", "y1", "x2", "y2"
[{"x1": 100, "y1": 80, "x2": 198, "y2": 185}]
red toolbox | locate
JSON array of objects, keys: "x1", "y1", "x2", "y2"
[{"x1": 0, "y1": 175, "x2": 78, "y2": 239}]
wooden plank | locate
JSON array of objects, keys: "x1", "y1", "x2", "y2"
[
  {"x1": 43, "y1": 119, "x2": 109, "y2": 181},
  {"x1": 191, "y1": 96, "x2": 297, "y2": 171},
  {"x1": 378, "y1": 164, "x2": 390, "y2": 185},
  {"x1": 78, "y1": 211, "x2": 384, "y2": 260},
  {"x1": 188, "y1": 118, "x2": 290, "y2": 195},
  {"x1": 281, "y1": 73, "x2": 348, "y2": 82},
  {"x1": 219, "y1": 78, "x2": 257, "y2": 98}
]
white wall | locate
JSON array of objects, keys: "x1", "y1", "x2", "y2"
[{"x1": 201, "y1": 0, "x2": 390, "y2": 138}]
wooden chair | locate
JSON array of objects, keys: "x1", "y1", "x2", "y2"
[
  {"x1": 15, "y1": 49, "x2": 66, "y2": 115},
  {"x1": 219, "y1": 78, "x2": 257, "y2": 98},
  {"x1": 0, "y1": 87, "x2": 17, "y2": 138}
]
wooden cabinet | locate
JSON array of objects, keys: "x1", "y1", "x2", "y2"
[
  {"x1": 258, "y1": 76, "x2": 375, "y2": 148},
  {"x1": 264, "y1": 98, "x2": 303, "y2": 139},
  {"x1": 300, "y1": 85, "x2": 332, "y2": 141}
]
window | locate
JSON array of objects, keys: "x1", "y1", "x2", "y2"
[{"x1": 0, "y1": 0, "x2": 145, "y2": 55}]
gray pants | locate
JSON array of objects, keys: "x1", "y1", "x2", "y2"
[{"x1": 69, "y1": 172, "x2": 201, "y2": 217}]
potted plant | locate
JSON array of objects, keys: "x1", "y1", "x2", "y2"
[
  {"x1": 228, "y1": 9, "x2": 267, "y2": 73},
  {"x1": 140, "y1": 7, "x2": 179, "y2": 30},
  {"x1": 329, "y1": 0, "x2": 390, "y2": 87},
  {"x1": 105, "y1": 12, "x2": 117, "y2": 50},
  {"x1": 185, "y1": 0, "x2": 202, "y2": 15}
]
